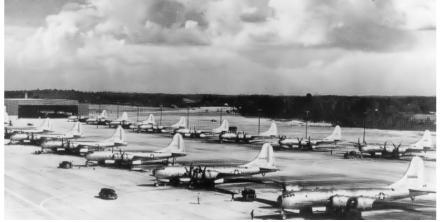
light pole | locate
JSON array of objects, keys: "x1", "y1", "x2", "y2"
[
  {"x1": 363, "y1": 108, "x2": 378, "y2": 144},
  {"x1": 257, "y1": 109, "x2": 262, "y2": 135},
  {"x1": 305, "y1": 110, "x2": 310, "y2": 138},
  {"x1": 186, "y1": 106, "x2": 190, "y2": 129},
  {"x1": 136, "y1": 106, "x2": 140, "y2": 122},
  {"x1": 160, "y1": 105, "x2": 163, "y2": 126}
]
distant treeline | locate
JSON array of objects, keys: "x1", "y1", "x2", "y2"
[{"x1": 5, "y1": 89, "x2": 436, "y2": 130}]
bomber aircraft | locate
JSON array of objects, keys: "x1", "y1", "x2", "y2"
[
  {"x1": 219, "y1": 121, "x2": 279, "y2": 143},
  {"x1": 277, "y1": 125, "x2": 342, "y2": 150},
  {"x1": 151, "y1": 143, "x2": 278, "y2": 187},
  {"x1": 85, "y1": 133, "x2": 186, "y2": 167},
  {"x1": 8, "y1": 118, "x2": 53, "y2": 144},
  {"x1": 108, "y1": 112, "x2": 132, "y2": 128},
  {"x1": 277, "y1": 156, "x2": 435, "y2": 219},
  {"x1": 41, "y1": 125, "x2": 127, "y2": 155},
  {"x1": 86, "y1": 110, "x2": 109, "y2": 125},
  {"x1": 353, "y1": 130, "x2": 434, "y2": 159}
]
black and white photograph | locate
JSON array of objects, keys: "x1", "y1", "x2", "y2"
[{"x1": 3, "y1": 0, "x2": 438, "y2": 220}]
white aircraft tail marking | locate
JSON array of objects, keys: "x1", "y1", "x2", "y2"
[
  {"x1": 119, "y1": 112, "x2": 129, "y2": 121},
  {"x1": 145, "y1": 114, "x2": 156, "y2": 125},
  {"x1": 212, "y1": 119, "x2": 229, "y2": 133},
  {"x1": 324, "y1": 125, "x2": 342, "y2": 141},
  {"x1": 69, "y1": 122, "x2": 82, "y2": 136},
  {"x1": 171, "y1": 117, "x2": 187, "y2": 128},
  {"x1": 259, "y1": 121, "x2": 278, "y2": 137},
  {"x1": 5, "y1": 109, "x2": 10, "y2": 124},
  {"x1": 389, "y1": 157, "x2": 425, "y2": 190},
  {"x1": 99, "y1": 110, "x2": 108, "y2": 119},
  {"x1": 111, "y1": 125, "x2": 126, "y2": 143},
  {"x1": 158, "y1": 134, "x2": 185, "y2": 154},
  {"x1": 242, "y1": 143, "x2": 275, "y2": 169},
  {"x1": 38, "y1": 118, "x2": 52, "y2": 131},
  {"x1": 411, "y1": 130, "x2": 432, "y2": 150}
]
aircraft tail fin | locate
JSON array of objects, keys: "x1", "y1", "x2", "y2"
[
  {"x1": 146, "y1": 114, "x2": 156, "y2": 125},
  {"x1": 38, "y1": 118, "x2": 52, "y2": 131},
  {"x1": 99, "y1": 110, "x2": 108, "y2": 119},
  {"x1": 212, "y1": 119, "x2": 229, "y2": 133},
  {"x1": 389, "y1": 157, "x2": 425, "y2": 191},
  {"x1": 158, "y1": 133, "x2": 185, "y2": 154},
  {"x1": 171, "y1": 117, "x2": 187, "y2": 128},
  {"x1": 259, "y1": 121, "x2": 278, "y2": 137},
  {"x1": 325, "y1": 125, "x2": 342, "y2": 141},
  {"x1": 119, "y1": 112, "x2": 129, "y2": 121},
  {"x1": 4, "y1": 107, "x2": 10, "y2": 124},
  {"x1": 242, "y1": 143, "x2": 276, "y2": 169},
  {"x1": 111, "y1": 125, "x2": 126, "y2": 143},
  {"x1": 413, "y1": 130, "x2": 433, "y2": 150},
  {"x1": 69, "y1": 122, "x2": 82, "y2": 137}
]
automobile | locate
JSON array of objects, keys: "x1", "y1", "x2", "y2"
[
  {"x1": 98, "y1": 188, "x2": 118, "y2": 200},
  {"x1": 58, "y1": 161, "x2": 73, "y2": 169}
]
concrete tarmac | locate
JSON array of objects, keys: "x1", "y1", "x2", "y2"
[{"x1": 4, "y1": 118, "x2": 436, "y2": 219}]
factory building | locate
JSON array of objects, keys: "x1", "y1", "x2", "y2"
[{"x1": 5, "y1": 98, "x2": 89, "y2": 118}]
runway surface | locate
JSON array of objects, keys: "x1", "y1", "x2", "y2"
[{"x1": 4, "y1": 118, "x2": 436, "y2": 219}]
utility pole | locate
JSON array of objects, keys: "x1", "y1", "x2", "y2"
[
  {"x1": 160, "y1": 105, "x2": 163, "y2": 126},
  {"x1": 257, "y1": 109, "x2": 262, "y2": 135},
  {"x1": 219, "y1": 107, "x2": 223, "y2": 125},
  {"x1": 187, "y1": 106, "x2": 190, "y2": 128},
  {"x1": 116, "y1": 105, "x2": 119, "y2": 118},
  {"x1": 305, "y1": 110, "x2": 310, "y2": 138},
  {"x1": 136, "y1": 106, "x2": 140, "y2": 122}
]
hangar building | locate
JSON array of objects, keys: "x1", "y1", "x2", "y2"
[{"x1": 5, "y1": 98, "x2": 89, "y2": 118}]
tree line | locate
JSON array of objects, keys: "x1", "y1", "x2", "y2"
[{"x1": 5, "y1": 89, "x2": 435, "y2": 130}]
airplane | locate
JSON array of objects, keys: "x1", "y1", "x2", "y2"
[
  {"x1": 9, "y1": 118, "x2": 53, "y2": 144},
  {"x1": 86, "y1": 110, "x2": 109, "y2": 125},
  {"x1": 277, "y1": 125, "x2": 342, "y2": 150},
  {"x1": 67, "y1": 115, "x2": 88, "y2": 122},
  {"x1": 353, "y1": 130, "x2": 434, "y2": 159},
  {"x1": 41, "y1": 125, "x2": 127, "y2": 155},
  {"x1": 277, "y1": 156, "x2": 435, "y2": 219},
  {"x1": 151, "y1": 143, "x2": 278, "y2": 187},
  {"x1": 84, "y1": 133, "x2": 186, "y2": 167},
  {"x1": 108, "y1": 112, "x2": 133, "y2": 128},
  {"x1": 219, "y1": 121, "x2": 279, "y2": 143},
  {"x1": 174, "y1": 119, "x2": 230, "y2": 138},
  {"x1": 132, "y1": 114, "x2": 164, "y2": 133},
  {"x1": 16, "y1": 122, "x2": 83, "y2": 146}
]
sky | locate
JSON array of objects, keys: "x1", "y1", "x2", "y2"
[{"x1": 4, "y1": 0, "x2": 436, "y2": 95}]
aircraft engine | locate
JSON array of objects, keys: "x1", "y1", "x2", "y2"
[
  {"x1": 203, "y1": 170, "x2": 219, "y2": 179},
  {"x1": 328, "y1": 195, "x2": 350, "y2": 208},
  {"x1": 11, "y1": 133, "x2": 28, "y2": 141},
  {"x1": 346, "y1": 197, "x2": 376, "y2": 210}
]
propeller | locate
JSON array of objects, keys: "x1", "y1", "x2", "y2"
[
  {"x1": 296, "y1": 137, "x2": 303, "y2": 149},
  {"x1": 392, "y1": 142, "x2": 401, "y2": 158}
]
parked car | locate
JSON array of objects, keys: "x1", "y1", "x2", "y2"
[{"x1": 98, "y1": 188, "x2": 118, "y2": 200}]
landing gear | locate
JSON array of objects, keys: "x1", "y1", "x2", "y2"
[
  {"x1": 299, "y1": 207, "x2": 313, "y2": 218},
  {"x1": 344, "y1": 208, "x2": 362, "y2": 220}
]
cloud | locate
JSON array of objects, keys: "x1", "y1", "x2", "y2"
[{"x1": 4, "y1": 0, "x2": 436, "y2": 95}]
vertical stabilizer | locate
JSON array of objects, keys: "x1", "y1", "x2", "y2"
[
  {"x1": 145, "y1": 114, "x2": 156, "y2": 125},
  {"x1": 389, "y1": 157, "x2": 425, "y2": 190},
  {"x1": 158, "y1": 133, "x2": 185, "y2": 153},
  {"x1": 259, "y1": 121, "x2": 278, "y2": 137},
  {"x1": 119, "y1": 112, "x2": 129, "y2": 121},
  {"x1": 39, "y1": 118, "x2": 52, "y2": 131},
  {"x1": 111, "y1": 125, "x2": 126, "y2": 143},
  {"x1": 325, "y1": 125, "x2": 342, "y2": 141},
  {"x1": 171, "y1": 117, "x2": 187, "y2": 129},
  {"x1": 70, "y1": 122, "x2": 82, "y2": 137},
  {"x1": 99, "y1": 110, "x2": 108, "y2": 119},
  {"x1": 413, "y1": 130, "x2": 433, "y2": 150},
  {"x1": 212, "y1": 119, "x2": 229, "y2": 133},
  {"x1": 242, "y1": 143, "x2": 275, "y2": 169}
]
